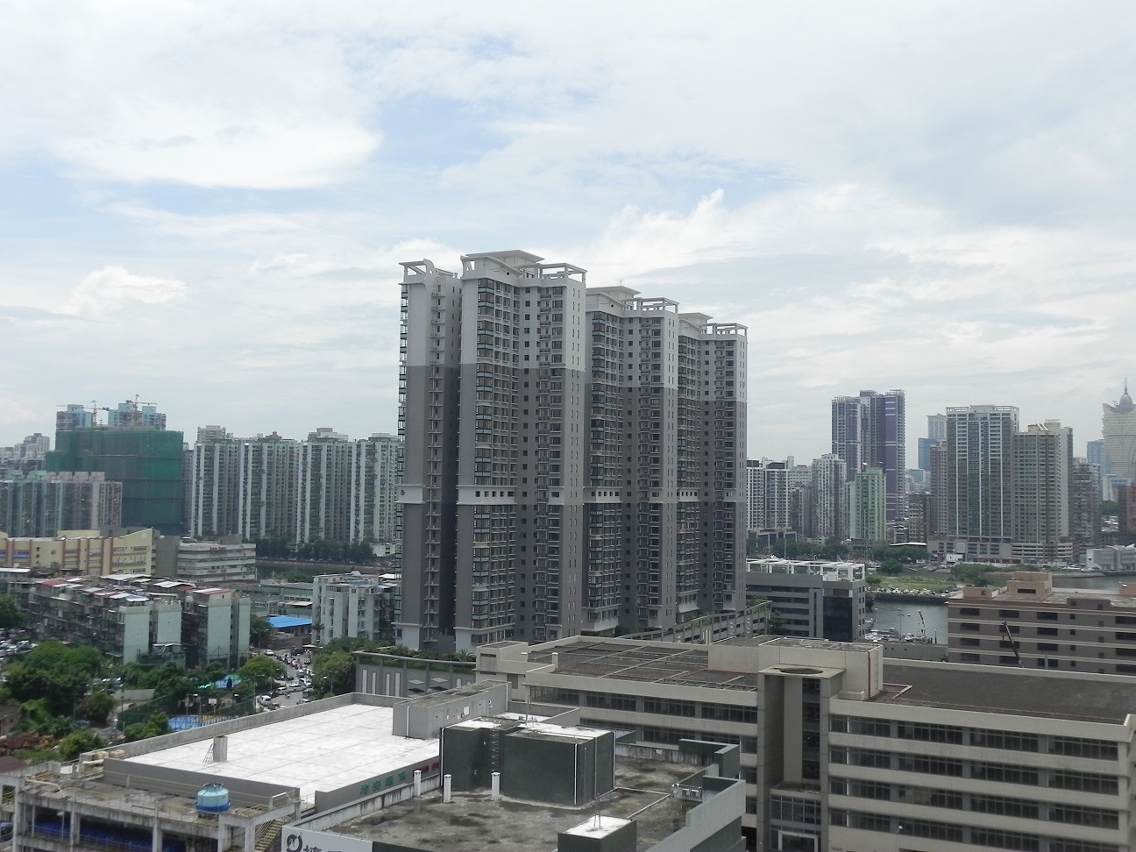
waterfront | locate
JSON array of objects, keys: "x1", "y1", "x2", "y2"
[{"x1": 870, "y1": 573, "x2": 1134, "y2": 644}]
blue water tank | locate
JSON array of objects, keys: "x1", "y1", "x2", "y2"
[{"x1": 196, "y1": 784, "x2": 231, "y2": 813}]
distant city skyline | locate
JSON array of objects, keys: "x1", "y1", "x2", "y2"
[{"x1": 6, "y1": 380, "x2": 1127, "y2": 469}]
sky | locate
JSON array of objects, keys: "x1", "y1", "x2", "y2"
[{"x1": 2, "y1": 1, "x2": 1136, "y2": 462}]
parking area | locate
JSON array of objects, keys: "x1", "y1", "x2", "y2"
[{"x1": 254, "y1": 648, "x2": 314, "y2": 712}]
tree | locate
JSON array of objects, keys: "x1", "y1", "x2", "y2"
[
  {"x1": 250, "y1": 615, "x2": 273, "y2": 647},
  {"x1": 238, "y1": 656, "x2": 285, "y2": 692},
  {"x1": 312, "y1": 651, "x2": 355, "y2": 695},
  {"x1": 6, "y1": 643, "x2": 102, "y2": 717},
  {"x1": 124, "y1": 713, "x2": 169, "y2": 742},
  {"x1": 58, "y1": 730, "x2": 105, "y2": 761},
  {"x1": 80, "y1": 691, "x2": 115, "y2": 726},
  {"x1": 879, "y1": 558, "x2": 904, "y2": 576},
  {"x1": 17, "y1": 698, "x2": 73, "y2": 737},
  {"x1": 1101, "y1": 500, "x2": 1120, "y2": 517},
  {"x1": 0, "y1": 595, "x2": 25, "y2": 630}
]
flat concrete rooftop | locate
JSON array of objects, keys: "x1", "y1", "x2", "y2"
[
  {"x1": 125, "y1": 704, "x2": 439, "y2": 804},
  {"x1": 528, "y1": 638, "x2": 768, "y2": 689},
  {"x1": 883, "y1": 662, "x2": 1136, "y2": 723},
  {"x1": 335, "y1": 758, "x2": 698, "y2": 852}
]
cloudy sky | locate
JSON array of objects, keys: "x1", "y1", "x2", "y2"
[{"x1": 2, "y1": 2, "x2": 1134, "y2": 461}]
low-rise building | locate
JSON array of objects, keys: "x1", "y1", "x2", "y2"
[
  {"x1": 25, "y1": 575, "x2": 249, "y2": 666},
  {"x1": 475, "y1": 634, "x2": 1136, "y2": 852},
  {"x1": 0, "y1": 686, "x2": 744, "y2": 852},
  {"x1": 1086, "y1": 545, "x2": 1136, "y2": 573},
  {"x1": 0, "y1": 528, "x2": 153, "y2": 575},
  {"x1": 743, "y1": 558, "x2": 868, "y2": 641},
  {"x1": 157, "y1": 539, "x2": 257, "y2": 584},
  {"x1": 312, "y1": 572, "x2": 399, "y2": 645},
  {"x1": 947, "y1": 571, "x2": 1136, "y2": 674}
]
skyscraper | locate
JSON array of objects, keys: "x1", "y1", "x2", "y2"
[
  {"x1": 746, "y1": 459, "x2": 791, "y2": 532},
  {"x1": 398, "y1": 251, "x2": 747, "y2": 652},
  {"x1": 1010, "y1": 421, "x2": 1073, "y2": 562},
  {"x1": 185, "y1": 430, "x2": 402, "y2": 545},
  {"x1": 918, "y1": 413, "x2": 947, "y2": 472},
  {"x1": 810, "y1": 453, "x2": 847, "y2": 541},
  {"x1": 47, "y1": 426, "x2": 184, "y2": 534},
  {"x1": 846, "y1": 466, "x2": 886, "y2": 545},
  {"x1": 940, "y1": 405, "x2": 1018, "y2": 561},
  {"x1": 830, "y1": 390, "x2": 906, "y2": 522},
  {"x1": 1102, "y1": 382, "x2": 1136, "y2": 481}
]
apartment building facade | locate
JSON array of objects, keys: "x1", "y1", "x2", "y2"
[
  {"x1": 0, "y1": 471, "x2": 122, "y2": 537},
  {"x1": 26, "y1": 573, "x2": 250, "y2": 665},
  {"x1": 185, "y1": 431, "x2": 403, "y2": 545},
  {"x1": 947, "y1": 572, "x2": 1136, "y2": 675},
  {"x1": 477, "y1": 635, "x2": 1136, "y2": 852},
  {"x1": 747, "y1": 459, "x2": 792, "y2": 533},
  {"x1": 0, "y1": 527, "x2": 153, "y2": 574},
  {"x1": 831, "y1": 390, "x2": 906, "y2": 523},
  {"x1": 743, "y1": 558, "x2": 868, "y2": 641},
  {"x1": 398, "y1": 251, "x2": 747, "y2": 652},
  {"x1": 1011, "y1": 422, "x2": 1074, "y2": 562},
  {"x1": 311, "y1": 572, "x2": 400, "y2": 644}
]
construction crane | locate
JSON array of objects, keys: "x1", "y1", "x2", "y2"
[
  {"x1": 918, "y1": 610, "x2": 928, "y2": 641},
  {"x1": 122, "y1": 395, "x2": 157, "y2": 428},
  {"x1": 1000, "y1": 621, "x2": 1023, "y2": 667},
  {"x1": 55, "y1": 400, "x2": 110, "y2": 428}
]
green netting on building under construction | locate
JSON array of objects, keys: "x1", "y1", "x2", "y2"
[{"x1": 47, "y1": 429, "x2": 185, "y2": 533}]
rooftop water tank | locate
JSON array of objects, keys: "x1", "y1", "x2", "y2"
[{"x1": 195, "y1": 784, "x2": 231, "y2": 813}]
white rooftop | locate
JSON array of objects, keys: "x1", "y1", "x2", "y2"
[{"x1": 125, "y1": 704, "x2": 439, "y2": 805}]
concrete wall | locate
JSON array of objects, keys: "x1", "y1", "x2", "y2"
[
  {"x1": 391, "y1": 682, "x2": 508, "y2": 739},
  {"x1": 102, "y1": 758, "x2": 297, "y2": 809},
  {"x1": 94, "y1": 694, "x2": 400, "y2": 760}
]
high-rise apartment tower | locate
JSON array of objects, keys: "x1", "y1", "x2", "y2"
[
  {"x1": 398, "y1": 251, "x2": 747, "y2": 652},
  {"x1": 830, "y1": 390, "x2": 905, "y2": 522}
]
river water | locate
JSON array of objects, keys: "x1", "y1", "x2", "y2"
[{"x1": 869, "y1": 574, "x2": 1131, "y2": 645}]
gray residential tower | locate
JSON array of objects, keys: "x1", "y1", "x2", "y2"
[{"x1": 398, "y1": 251, "x2": 747, "y2": 652}]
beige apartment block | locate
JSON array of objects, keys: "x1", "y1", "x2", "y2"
[
  {"x1": 0, "y1": 527, "x2": 154, "y2": 575},
  {"x1": 948, "y1": 571, "x2": 1136, "y2": 674}
]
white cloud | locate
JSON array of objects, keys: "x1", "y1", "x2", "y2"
[
  {"x1": 2, "y1": 2, "x2": 1136, "y2": 457},
  {"x1": 66, "y1": 266, "x2": 187, "y2": 316}
]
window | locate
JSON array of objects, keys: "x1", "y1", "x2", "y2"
[
  {"x1": 971, "y1": 762, "x2": 1039, "y2": 785},
  {"x1": 969, "y1": 828, "x2": 1040, "y2": 851},
  {"x1": 1051, "y1": 737, "x2": 1118, "y2": 760},
  {"x1": 897, "y1": 755, "x2": 963, "y2": 776},
  {"x1": 959, "y1": 607, "x2": 981, "y2": 616},
  {"x1": 843, "y1": 780, "x2": 891, "y2": 800},
  {"x1": 1050, "y1": 771, "x2": 1118, "y2": 794},
  {"x1": 896, "y1": 722, "x2": 963, "y2": 744},
  {"x1": 1050, "y1": 805, "x2": 1120, "y2": 829},
  {"x1": 769, "y1": 795, "x2": 821, "y2": 825},
  {"x1": 894, "y1": 786, "x2": 962, "y2": 809},
  {"x1": 970, "y1": 794, "x2": 1039, "y2": 819},
  {"x1": 998, "y1": 609, "x2": 1021, "y2": 618},
  {"x1": 970, "y1": 730, "x2": 1040, "y2": 752}
]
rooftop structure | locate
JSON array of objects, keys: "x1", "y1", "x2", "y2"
[
  {"x1": 125, "y1": 702, "x2": 440, "y2": 808},
  {"x1": 2, "y1": 686, "x2": 744, "y2": 852}
]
